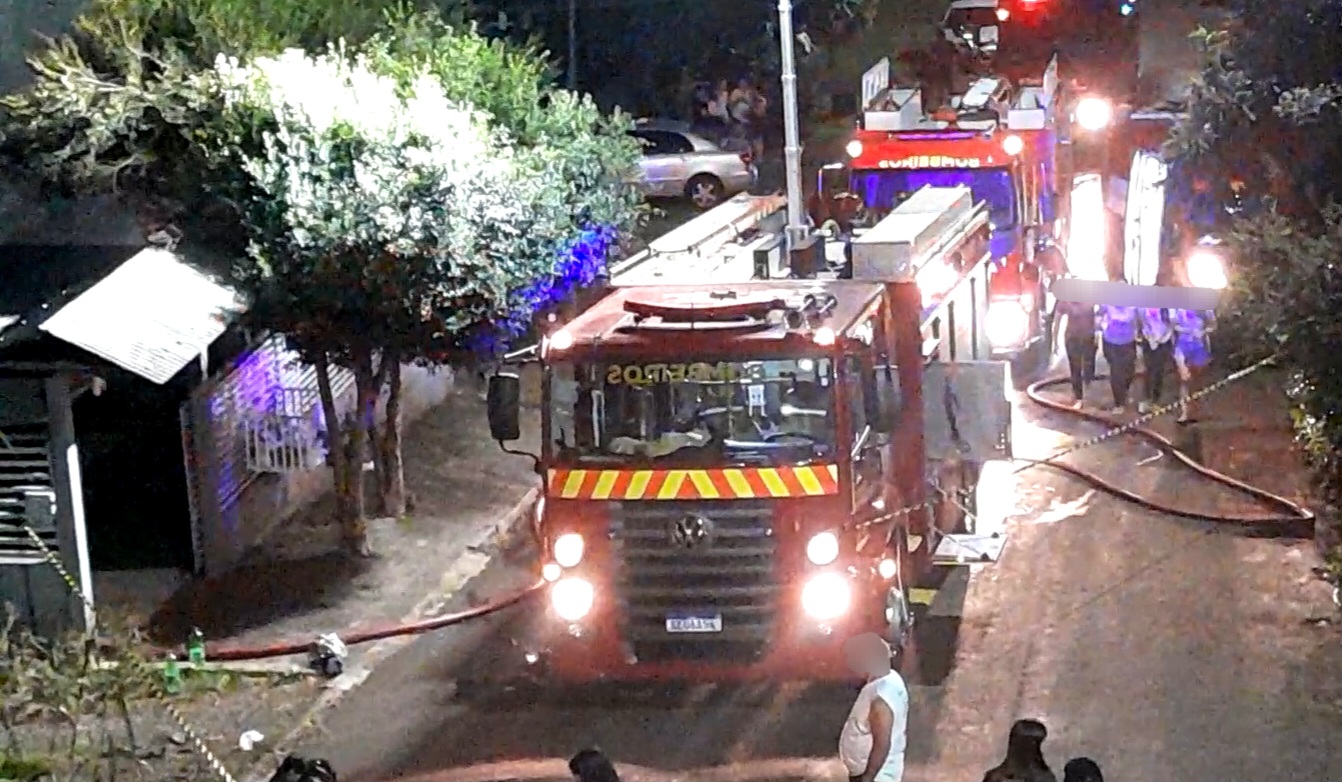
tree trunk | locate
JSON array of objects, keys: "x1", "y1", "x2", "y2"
[
  {"x1": 378, "y1": 359, "x2": 408, "y2": 518},
  {"x1": 317, "y1": 354, "x2": 371, "y2": 557}
]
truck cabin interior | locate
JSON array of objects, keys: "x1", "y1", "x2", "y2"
[{"x1": 542, "y1": 282, "x2": 896, "y2": 470}]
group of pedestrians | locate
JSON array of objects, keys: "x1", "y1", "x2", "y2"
[
  {"x1": 692, "y1": 77, "x2": 768, "y2": 160},
  {"x1": 561, "y1": 638, "x2": 1104, "y2": 782},
  {"x1": 1056, "y1": 285, "x2": 1215, "y2": 422}
]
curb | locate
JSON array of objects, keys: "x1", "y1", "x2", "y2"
[{"x1": 240, "y1": 485, "x2": 540, "y2": 782}]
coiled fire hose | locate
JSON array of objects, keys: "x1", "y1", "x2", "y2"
[{"x1": 1025, "y1": 375, "x2": 1315, "y2": 538}]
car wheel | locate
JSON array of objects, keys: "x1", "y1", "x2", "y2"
[{"x1": 686, "y1": 174, "x2": 725, "y2": 209}]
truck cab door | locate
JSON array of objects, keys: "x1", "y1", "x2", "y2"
[
  {"x1": 921, "y1": 359, "x2": 1011, "y2": 565},
  {"x1": 922, "y1": 360, "x2": 1012, "y2": 463}
]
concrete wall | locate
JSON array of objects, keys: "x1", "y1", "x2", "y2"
[{"x1": 200, "y1": 363, "x2": 458, "y2": 574}]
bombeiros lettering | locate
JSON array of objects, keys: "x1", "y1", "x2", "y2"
[
  {"x1": 606, "y1": 362, "x2": 740, "y2": 385},
  {"x1": 879, "y1": 155, "x2": 983, "y2": 169}
]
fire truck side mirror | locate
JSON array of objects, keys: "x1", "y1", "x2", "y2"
[{"x1": 486, "y1": 373, "x2": 522, "y2": 442}]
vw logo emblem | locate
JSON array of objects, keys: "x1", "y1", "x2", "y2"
[{"x1": 670, "y1": 514, "x2": 713, "y2": 549}]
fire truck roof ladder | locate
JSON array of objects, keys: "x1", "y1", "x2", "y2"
[
  {"x1": 850, "y1": 185, "x2": 987, "y2": 287},
  {"x1": 859, "y1": 53, "x2": 1057, "y2": 133},
  {"x1": 615, "y1": 288, "x2": 837, "y2": 335},
  {"x1": 608, "y1": 194, "x2": 789, "y2": 286}
]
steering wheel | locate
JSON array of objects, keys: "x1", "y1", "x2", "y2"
[{"x1": 764, "y1": 431, "x2": 819, "y2": 444}]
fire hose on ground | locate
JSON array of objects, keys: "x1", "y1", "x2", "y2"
[
  {"x1": 191, "y1": 580, "x2": 545, "y2": 666},
  {"x1": 1025, "y1": 374, "x2": 1315, "y2": 538},
  {"x1": 176, "y1": 374, "x2": 1317, "y2": 666}
]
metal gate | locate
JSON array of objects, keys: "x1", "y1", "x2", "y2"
[
  {"x1": 0, "y1": 382, "x2": 75, "y2": 636},
  {"x1": 180, "y1": 335, "x2": 355, "y2": 574}
]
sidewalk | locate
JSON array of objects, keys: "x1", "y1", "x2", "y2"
[
  {"x1": 84, "y1": 377, "x2": 542, "y2": 780},
  {"x1": 146, "y1": 375, "x2": 541, "y2": 653}
]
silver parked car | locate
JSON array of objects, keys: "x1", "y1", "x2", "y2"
[{"x1": 629, "y1": 120, "x2": 758, "y2": 209}]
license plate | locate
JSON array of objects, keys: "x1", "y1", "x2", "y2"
[{"x1": 665, "y1": 613, "x2": 723, "y2": 633}]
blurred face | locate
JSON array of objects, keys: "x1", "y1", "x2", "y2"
[{"x1": 844, "y1": 632, "x2": 892, "y2": 679}]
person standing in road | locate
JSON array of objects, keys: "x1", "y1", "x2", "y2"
[
  {"x1": 1098, "y1": 302, "x2": 1139, "y2": 413},
  {"x1": 1137, "y1": 307, "x2": 1175, "y2": 413},
  {"x1": 839, "y1": 633, "x2": 909, "y2": 782},
  {"x1": 1062, "y1": 757, "x2": 1104, "y2": 782},
  {"x1": 982, "y1": 719, "x2": 1058, "y2": 782},
  {"x1": 1055, "y1": 295, "x2": 1098, "y2": 408},
  {"x1": 1172, "y1": 308, "x2": 1214, "y2": 423}
]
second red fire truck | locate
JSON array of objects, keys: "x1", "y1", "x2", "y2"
[
  {"x1": 838, "y1": 53, "x2": 1066, "y2": 369},
  {"x1": 486, "y1": 188, "x2": 1014, "y2": 682}
]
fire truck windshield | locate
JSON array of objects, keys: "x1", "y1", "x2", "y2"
[
  {"x1": 548, "y1": 357, "x2": 837, "y2": 466},
  {"x1": 853, "y1": 167, "x2": 1017, "y2": 229}
]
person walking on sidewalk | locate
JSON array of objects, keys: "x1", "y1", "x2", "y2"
[
  {"x1": 1055, "y1": 296, "x2": 1098, "y2": 408},
  {"x1": 1099, "y1": 302, "x2": 1139, "y2": 413},
  {"x1": 982, "y1": 719, "x2": 1058, "y2": 782},
  {"x1": 1172, "y1": 308, "x2": 1214, "y2": 423},
  {"x1": 839, "y1": 633, "x2": 909, "y2": 782},
  {"x1": 1137, "y1": 307, "x2": 1175, "y2": 413}
]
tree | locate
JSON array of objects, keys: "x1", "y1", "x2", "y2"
[
  {"x1": 1173, "y1": 0, "x2": 1342, "y2": 568},
  {"x1": 2, "y1": 0, "x2": 642, "y2": 554},
  {"x1": 201, "y1": 46, "x2": 580, "y2": 552}
]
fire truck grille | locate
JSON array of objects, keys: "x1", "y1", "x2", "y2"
[{"x1": 611, "y1": 500, "x2": 779, "y2": 665}]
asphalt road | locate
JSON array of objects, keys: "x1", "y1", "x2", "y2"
[
  {"x1": 292, "y1": 3, "x2": 1342, "y2": 780},
  {"x1": 295, "y1": 374, "x2": 1342, "y2": 782}
]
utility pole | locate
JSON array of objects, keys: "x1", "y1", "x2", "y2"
[
  {"x1": 567, "y1": 0, "x2": 578, "y2": 90},
  {"x1": 776, "y1": 0, "x2": 808, "y2": 253}
]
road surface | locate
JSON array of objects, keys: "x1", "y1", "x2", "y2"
[
  {"x1": 291, "y1": 3, "x2": 1342, "y2": 780},
  {"x1": 295, "y1": 375, "x2": 1341, "y2": 781}
]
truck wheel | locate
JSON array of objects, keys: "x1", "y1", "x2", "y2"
[{"x1": 686, "y1": 174, "x2": 725, "y2": 209}]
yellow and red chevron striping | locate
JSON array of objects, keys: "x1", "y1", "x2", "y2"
[{"x1": 547, "y1": 465, "x2": 840, "y2": 500}]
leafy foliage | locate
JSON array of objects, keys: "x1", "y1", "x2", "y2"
[
  {"x1": 1176, "y1": 0, "x2": 1342, "y2": 565},
  {"x1": 0, "y1": 0, "x2": 452, "y2": 199},
  {"x1": 207, "y1": 44, "x2": 581, "y2": 361},
  {"x1": 1171, "y1": 0, "x2": 1342, "y2": 218}
]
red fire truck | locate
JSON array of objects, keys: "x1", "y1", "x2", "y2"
[
  {"x1": 1099, "y1": 103, "x2": 1231, "y2": 291},
  {"x1": 485, "y1": 188, "x2": 1013, "y2": 682},
  {"x1": 838, "y1": 55, "x2": 1065, "y2": 368}
]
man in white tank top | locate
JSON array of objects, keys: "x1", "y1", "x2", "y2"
[{"x1": 839, "y1": 633, "x2": 909, "y2": 782}]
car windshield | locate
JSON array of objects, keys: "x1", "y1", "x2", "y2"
[
  {"x1": 852, "y1": 167, "x2": 1017, "y2": 230},
  {"x1": 548, "y1": 358, "x2": 837, "y2": 467}
]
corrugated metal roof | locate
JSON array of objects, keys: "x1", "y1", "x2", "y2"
[{"x1": 38, "y1": 248, "x2": 245, "y2": 384}]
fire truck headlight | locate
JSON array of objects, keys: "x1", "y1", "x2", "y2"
[
  {"x1": 878, "y1": 558, "x2": 898, "y2": 579},
  {"x1": 986, "y1": 301, "x2": 1031, "y2": 347},
  {"x1": 996, "y1": 7, "x2": 1009, "y2": 20},
  {"x1": 1075, "y1": 97, "x2": 1113, "y2": 131},
  {"x1": 806, "y1": 531, "x2": 840, "y2": 565},
  {"x1": 1186, "y1": 250, "x2": 1228, "y2": 289},
  {"x1": 542, "y1": 562, "x2": 562, "y2": 582},
  {"x1": 802, "y1": 573, "x2": 851, "y2": 620},
  {"x1": 553, "y1": 533, "x2": 585, "y2": 568},
  {"x1": 551, "y1": 577, "x2": 595, "y2": 621},
  {"x1": 1002, "y1": 135, "x2": 1024, "y2": 156},
  {"x1": 845, "y1": 140, "x2": 863, "y2": 158}
]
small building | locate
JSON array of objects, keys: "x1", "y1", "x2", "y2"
[
  {"x1": 0, "y1": 191, "x2": 459, "y2": 635},
  {"x1": 0, "y1": 239, "x2": 246, "y2": 634}
]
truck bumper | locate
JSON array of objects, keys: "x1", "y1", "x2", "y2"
[{"x1": 520, "y1": 578, "x2": 889, "y2": 683}]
